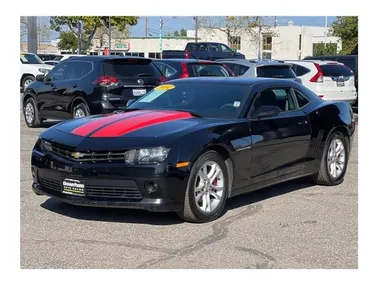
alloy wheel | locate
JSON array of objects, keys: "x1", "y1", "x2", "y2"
[
  {"x1": 327, "y1": 138, "x2": 346, "y2": 179},
  {"x1": 194, "y1": 161, "x2": 224, "y2": 214}
]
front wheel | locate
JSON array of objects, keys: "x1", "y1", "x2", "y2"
[
  {"x1": 23, "y1": 97, "x2": 41, "y2": 128},
  {"x1": 312, "y1": 132, "x2": 349, "y2": 186},
  {"x1": 177, "y1": 151, "x2": 229, "y2": 223}
]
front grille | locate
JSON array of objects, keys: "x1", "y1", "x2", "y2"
[
  {"x1": 86, "y1": 186, "x2": 143, "y2": 199},
  {"x1": 38, "y1": 175, "x2": 142, "y2": 200},
  {"x1": 39, "y1": 177, "x2": 61, "y2": 192},
  {"x1": 46, "y1": 140, "x2": 126, "y2": 163}
]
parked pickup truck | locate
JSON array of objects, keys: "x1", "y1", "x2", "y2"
[{"x1": 162, "y1": 42, "x2": 245, "y2": 61}]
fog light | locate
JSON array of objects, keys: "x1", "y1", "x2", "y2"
[{"x1": 145, "y1": 181, "x2": 158, "y2": 193}]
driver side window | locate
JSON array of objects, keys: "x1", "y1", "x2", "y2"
[
  {"x1": 254, "y1": 88, "x2": 297, "y2": 112},
  {"x1": 46, "y1": 63, "x2": 67, "y2": 81}
]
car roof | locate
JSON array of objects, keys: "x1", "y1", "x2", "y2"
[
  {"x1": 286, "y1": 59, "x2": 344, "y2": 65},
  {"x1": 66, "y1": 56, "x2": 153, "y2": 62},
  {"x1": 167, "y1": 77, "x2": 298, "y2": 87},
  {"x1": 153, "y1": 59, "x2": 218, "y2": 64},
  {"x1": 216, "y1": 59, "x2": 292, "y2": 67}
]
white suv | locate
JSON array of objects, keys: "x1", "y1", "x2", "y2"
[
  {"x1": 20, "y1": 53, "x2": 53, "y2": 91},
  {"x1": 285, "y1": 60, "x2": 357, "y2": 105}
]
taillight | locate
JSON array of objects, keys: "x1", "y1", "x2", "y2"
[
  {"x1": 93, "y1": 75, "x2": 120, "y2": 87},
  {"x1": 185, "y1": 51, "x2": 190, "y2": 59},
  {"x1": 310, "y1": 63, "x2": 323, "y2": 83},
  {"x1": 179, "y1": 63, "x2": 189, "y2": 78},
  {"x1": 222, "y1": 64, "x2": 235, "y2": 76},
  {"x1": 318, "y1": 95, "x2": 324, "y2": 99}
]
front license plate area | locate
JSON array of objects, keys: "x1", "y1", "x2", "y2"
[
  {"x1": 132, "y1": 89, "x2": 146, "y2": 96},
  {"x1": 62, "y1": 178, "x2": 86, "y2": 197}
]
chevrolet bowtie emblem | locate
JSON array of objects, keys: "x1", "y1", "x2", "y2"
[{"x1": 71, "y1": 152, "x2": 84, "y2": 159}]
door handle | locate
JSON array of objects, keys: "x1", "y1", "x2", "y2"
[
  {"x1": 72, "y1": 84, "x2": 78, "y2": 88},
  {"x1": 51, "y1": 85, "x2": 57, "y2": 90},
  {"x1": 298, "y1": 120, "x2": 308, "y2": 125}
]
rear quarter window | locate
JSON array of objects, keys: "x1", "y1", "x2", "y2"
[
  {"x1": 256, "y1": 65, "x2": 296, "y2": 78},
  {"x1": 104, "y1": 60, "x2": 161, "y2": 78},
  {"x1": 291, "y1": 64, "x2": 311, "y2": 76},
  {"x1": 190, "y1": 64, "x2": 229, "y2": 77},
  {"x1": 320, "y1": 64, "x2": 353, "y2": 77}
]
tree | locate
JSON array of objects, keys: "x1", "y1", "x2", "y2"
[
  {"x1": 57, "y1": 31, "x2": 79, "y2": 53},
  {"x1": 198, "y1": 16, "x2": 265, "y2": 46},
  {"x1": 173, "y1": 28, "x2": 187, "y2": 37},
  {"x1": 50, "y1": 16, "x2": 139, "y2": 52},
  {"x1": 313, "y1": 42, "x2": 338, "y2": 56},
  {"x1": 331, "y1": 16, "x2": 358, "y2": 55}
]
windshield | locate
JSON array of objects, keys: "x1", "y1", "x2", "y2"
[
  {"x1": 20, "y1": 53, "x2": 44, "y2": 64},
  {"x1": 128, "y1": 82, "x2": 251, "y2": 119},
  {"x1": 53, "y1": 55, "x2": 64, "y2": 61}
]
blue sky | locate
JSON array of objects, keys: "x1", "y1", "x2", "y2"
[
  {"x1": 130, "y1": 16, "x2": 337, "y2": 37},
  {"x1": 33, "y1": 16, "x2": 337, "y2": 41}
]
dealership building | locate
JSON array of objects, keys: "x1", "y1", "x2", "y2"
[{"x1": 28, "y1": 21, "x2": 342, "y2": 60}]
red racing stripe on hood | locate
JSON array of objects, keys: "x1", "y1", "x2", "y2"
[
  {"x1": 90, "y1": 111, "x2": 193, "y2": 137},
  {"x1": 71, "y1": 110, "x2": 151, "y2": 137}
]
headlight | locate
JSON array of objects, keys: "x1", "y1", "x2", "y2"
[
  {"x1": 38, "y1": 68, "x2": 49, "y2": 74},
  {"x1": 41, "y1": 140, "x2": 52, "y2": 153},
  {"x1": 124, "y1": 147, "x2": 170, "y2": 164}
]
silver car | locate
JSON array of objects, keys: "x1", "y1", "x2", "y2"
[{"x1": 216, "y1": 59, "x2": 301, "y2": 84}]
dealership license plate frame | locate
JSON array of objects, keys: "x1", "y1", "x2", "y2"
[
  {"x1": 132, "y1": 89, "x2": 147, "y2": 96},
  {"x1": 61, "y1": 177, "x2": 86, "y2": 197}
]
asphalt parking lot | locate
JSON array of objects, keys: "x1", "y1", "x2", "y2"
[{"x1": 20, "y1": 110, "x2": 358, "y2": 269}]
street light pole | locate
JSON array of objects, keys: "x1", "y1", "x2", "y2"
[
  {"x1": 27, "y1": 16, "x2": 37, "y2": 54},
  {"x1": 324, "y1": 16, "x2": 327, "y2": 48},
  {"x1": 160, "y1": 17, "x2": 163, "y2": 59},
  {"x1": 257, "y1": 17, "x2": 262, "y2": 60},
  {"x1": 78, "y1": 21, "x2": 82, "y2": 54},
  {"x1": 108, "y1": 16, "x2": 112, "y2": 55},
  {"x1": 195, "y1": 16, "x2": 198, "y2": 42}
]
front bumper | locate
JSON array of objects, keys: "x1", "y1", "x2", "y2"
[
  {"x1": 32, "y1": 182, "x2": 181, "y2": 211},
  {"x1": 31, "y1": 150, "x2": 189, "y2": 212}
]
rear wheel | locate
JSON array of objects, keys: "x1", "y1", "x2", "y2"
[
  {"x1": 73, "y1": 102, "x2": 89, "y2": 119},
  {"x1": 22, "y1": 75, "x2": 35, "y2": 91},
  {"x1": 312, "y1": 132, "x2": 348, "y2": 186},
  {"x1": 23, "y1": 97, "x2": 41, "y2": 128},
  {"x1": 177, "y1": 151, "x2": 229, "y2": 223}
]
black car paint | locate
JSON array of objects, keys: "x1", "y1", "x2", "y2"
[
  {"x1": 23, "y1": 56, "x2": 164, "y2": 121},
  {"x1": 31, "y1": 78, "x2": 355, "y2": 211},
  {"x1": 162, "y1": 42, "x2": 245, "y2": 60}
]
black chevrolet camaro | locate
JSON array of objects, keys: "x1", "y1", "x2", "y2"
[{"x1": 31, "y1": 77, "x2": 356, "y2": 223}]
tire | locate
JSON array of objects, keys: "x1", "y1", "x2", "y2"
[
  {"x1": 22, "y1": 75, "x2": 35, "y2": 91},
  {"x1": 312, "y1": 131, "x2": 349, "y2": 186},
  {"x1": 72, "y1": 102, "x2": 90, "y2": 119},
  {"x1": 23, "y1": 97, "x2": 41, "y2": 128},
  {"x1": 177, "y1": 150, "x2": 229, "y2": 223}
]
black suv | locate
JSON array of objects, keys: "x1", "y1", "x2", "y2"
[{"x1": 22, "y1": 56, "x2": 167, "y2": 128}]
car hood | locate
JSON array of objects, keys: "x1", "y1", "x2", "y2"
[
  {"x1": 23, "y1": 63, "x2": 53, "y2": 69},
  {"x1": 41, "y1": 110, "x2": 229, "y2": 151}
]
